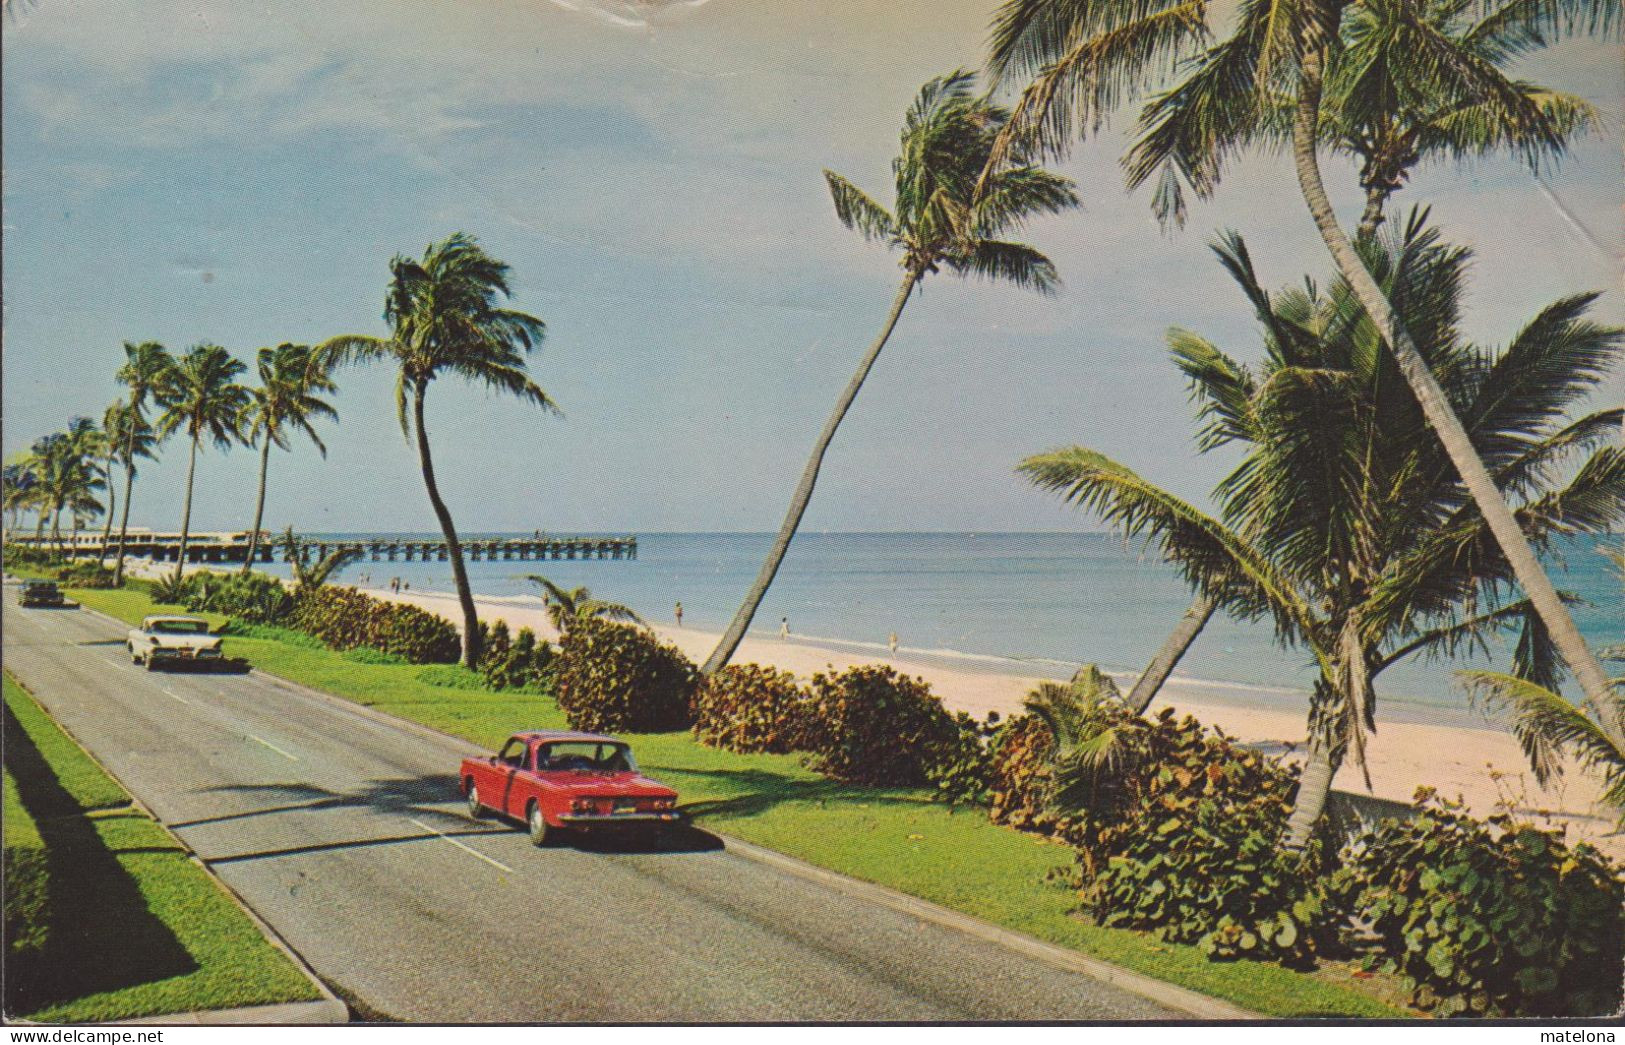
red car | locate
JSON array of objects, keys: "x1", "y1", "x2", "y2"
[{"x1": 460, "y1": 731, "x2": 682, "y2": 846}]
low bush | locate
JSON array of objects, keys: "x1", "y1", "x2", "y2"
[
  {"x1": 924, "y1": 712, "x2": 1000, "y2": 807},
  {"x1": 477, "y1": 622, "x2": 554, "y2": 692},
  {"x1": 799, "y1": 665, "x2": 958, "y2": 787},
  {"x1": 1335, "y1": 794, "x2": 1624, "y2": 1017},
  {"x1": 1075, "y1": 708, "x2": 1327, "y2": 966},
  {"x1": 218, "y1": 620, "x2": 326, "y2": 649},
  {"x1": 289, "y1": 587, "x2": 460, "y2": 665},
  {"x1": 553, "y1": 618, "x2": 696, "y2": 733},
  {"x1": 53, "y1": 562, "x2": 117, "y2": 589},
  {"x1": 987, "y1": 712, "x2": 1061, "y2": 832},
  {"x1": 2, "y1": 544, "x2": 54, "y2": 570},
  {"x1": 181, "y1": 571, "x2": 290, "y2": 624},
  {"x1": 692, "y1": 663, "x2": 816, "y2": 754}
]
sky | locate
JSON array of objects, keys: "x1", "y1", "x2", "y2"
[{"x1": 3, "y1": 0, "x2": 1622, "y2": 536}]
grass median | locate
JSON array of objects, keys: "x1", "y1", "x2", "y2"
[
  {"x1": 2, "y1": 670, "x2": 321, "y2": 1023},
  {"x1": 61, "y1": 583, "x2": 1406, "y2": 1017}
]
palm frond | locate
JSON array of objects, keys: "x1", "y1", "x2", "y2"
[{"x1": 1462, "y1": 670, "x2": 1622, "y2": 798}]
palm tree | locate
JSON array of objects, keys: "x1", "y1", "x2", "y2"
[
  {"x1": 987, "y1": 0, "x2": 1625, "y2": 745},
  {"x1": 44, "y1": 419, "x2": 107, "y2": 560},
  {"x1": 318, "y1": 233, "x2": 553, "y2": 669},
  {"x1": 524, "y1": 575, "x2": 643, "y2": 634},
  {"x1": 112, "y1": 341, "x2": 176, "y2": 586},
  {"x1": 153, "y1": 344, "x2": 250, "y2": 587},
  {"x1": 240, "y1": 345, "x2": 338, "y2": 573},
  {"x1": 1463, "y1": 547, "x2": 1625, "y2": 826},
  {"x1": 1021, "y1": 221, "x2": 1624, "y2": 848},
  {"x1": 99, "y1": 401, "x2": 155, "y2": 567},
  {"x1": 700, "y1": 70, "x2": 1081, "y2": 675},
  {"x1": 277, "y1": 528, "x2": 362, "y2": 591}
]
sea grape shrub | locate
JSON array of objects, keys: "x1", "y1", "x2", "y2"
[
  {"x1": 924, "y1": 712, "x2": 1000, "y2": 807},
  {"x1": 1077, "y1": 708, "x2": 1330, "y2": 967},
  {"x1": 181, "y1": 571, "x2": 290, "y2": 624},
  {"x1": 479, "y1": 624, "x2": 554, "y2": 693},
  {"x1": 52, "y1": 562, "x2": 118, "y2": 589},
  {"x1": 553, "y1": 618, "x2": 696, "y2": 733},
  {"x1": 289, "y1": 586, "x2": 460, "y2": 664},
  {"x1": 1337, "y1": 795, "x2": 1624, "y2": 1017},
  {"x1": 691, "y1": 664, "x2": 816, "y2": 754},
  {"x1": 799, "y1": 665, "x2": 958, "y2": 787},
  {"x1": 987, "y1": 712, "x2": 1061, "y2": 832}
]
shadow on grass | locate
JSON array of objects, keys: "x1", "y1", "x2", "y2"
[
  {"x1": 661, "y1": 766, "x2": 932, "y2": 822},
  {"x1": 2, "y1": 700, "x2": 196, "y2": 1016}
]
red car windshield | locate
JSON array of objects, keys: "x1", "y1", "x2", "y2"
[{"x1": 537, "y1": 742, "x2": 635, "y2": 774}]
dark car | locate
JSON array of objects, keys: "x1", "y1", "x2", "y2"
[{"x1": 19, "y1": 581, "x2": 71, "y2": 608}]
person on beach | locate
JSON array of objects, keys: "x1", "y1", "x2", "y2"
[
  {"x1": 888, "y1": 632, "x2": 898, "y2": 656},
  {"x1": 780, "y1": 616, "x2": 789, "y2": 639},
  {"x1": 675, "y1": 602, "x2": 684, "y2": 627}
]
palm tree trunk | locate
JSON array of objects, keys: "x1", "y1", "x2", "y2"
[
  {"x1": 1356, "y1": 183, "x2": 1387, "y2": 240},
  {"x1": 243, "y1": 436, "x2": 273, "y2": 574},
  {"x1": 412, "y1": 385, "x2": 482, "y2": 669},
  {"x1": 1290, "y1": 45, "x2": 1623, "y2": 748},
  {"x1": 100, "y1": 453, "x2": 117, "y2": 560},
  {"x1": 50, "y1": 507, "x2": 63, "y2": 561},
  {"x1": 112, "y1": 443, "x2": 137, "y2": 587},
  {"x1": 1127, "y1": 593, "x2": 1216, "y2": 713},
  {"x1": 173, "y1": 433, "x2": 199, "y2": 587},
  {"x1": 1283, "y1": 736, "x2": 1341, "y2": 851},
  {"x1": 701, "y1": 271, "x2": 920, "y2": 676}
]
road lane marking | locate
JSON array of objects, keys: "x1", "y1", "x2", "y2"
[
  {"x1": 161, "y1": 688, "x2": 195, "y2": 706},
  {"x1": 408, "y1": 817, "x2": 514, "y2": 874},
  {"x1": 248, "y1": 734, "x2": 300, "y2": 761}
]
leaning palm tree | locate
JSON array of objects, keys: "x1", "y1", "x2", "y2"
[
  {"x1": 1463, "y1": 547, "x2": 1625, "y2": 825},
  {"x1": 988, "y1": 0, "x2": 1625, "y2": 746},
  {"x1": 240, "y1": 345, "x2": 338, "y2": 572},
  {"x1": 701, "y1": 70, "x2": 1080, "y2": 675},
  {"x1": 1021, "y1": 220, "x2": 1624, "y2": 848},
  {"x1": 524, "y1": 575, "x2": 643, "y2": 634},
  {"x1": 153, "y1": 344, "x2": 250, "y2": 587},
  {"x1": 98, "y1": 399, "x2": 154, "y2": 556},
  {"x1": 318, "y1": 233, "x2": 553, "y2": 669},
  {"x1": 48, "y1": 418, "x2": 106, "y2": 560},
  {"x1": 112, "y1": 341, "x2": 176, "y2": 585}
]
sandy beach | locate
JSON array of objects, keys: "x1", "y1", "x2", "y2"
[{"x1": 364, "y1": 583, "x2": 1621, "y2": 859}]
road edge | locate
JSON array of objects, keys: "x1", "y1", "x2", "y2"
[
  {"x1": 62, "y1": 601, "x2": 1268, "y2": 1022},
  {"x1": 1, "y1": 663, "x2": 350, "y2": 1027}
]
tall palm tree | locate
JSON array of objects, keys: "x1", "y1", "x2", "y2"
[
  {"x1": 700, "y1": 70, "x2": 1081, "y2": 675},
  {"x1": 153, "y1": 344, "x2": 250, "y2": 587},
  {"x1": 524, "y1": 575, "x2": 643, "y2": 634},
  {"x1": 112, "y1": 341, "x2": 176, "y2": 586},
  {"x1": 240, "y1": 344, "x2": 338, "y2": 573},
  {"x1": 46, "y1": 419, "x2": 107, "y2": 560},
  {"x1": 318, "y1": 233, "x2": 552, "y2": 669},
  {"x1": 1021, "y1": 221, "x2": 1624, "y2": 848},
  {"x1": 987, "y1": 0, "x2": 1622, "y2": 734},
  {"x1": 99, "y1": 401, "x2": 155, "y2": 565}
]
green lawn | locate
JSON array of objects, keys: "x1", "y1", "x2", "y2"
[
  {"x1": 62, "y1": 583, "x2": 1406, "y2": 1018},
  {"x1": 2, "y1": 671, "x2": 321, "y2": 1023}
]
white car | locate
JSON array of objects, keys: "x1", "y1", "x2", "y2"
[{"x1": 128, "y1": 615, "x2": 224, "y2": 670}]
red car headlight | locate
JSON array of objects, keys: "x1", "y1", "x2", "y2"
[
  {"x1": 650, "y1": 798, "x2": 676, "y2": 811},
  {"x1": 570, "y1": 798, "x2": 596, "y2": 813}
]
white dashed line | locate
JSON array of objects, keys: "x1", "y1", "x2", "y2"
[
  {"x1": 408, "y1": 817, "x2": 514, "y2": 874},
  {"x1": 247, "y1": 734, "x2": 299, "y2": 761},
  {"x1": 161, "y1": 688, "x2": 195, "y2": 706}
]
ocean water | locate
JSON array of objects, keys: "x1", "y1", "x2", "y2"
[{"x1": 266, "y1": 531, "x2": 1624, "y2": 717}]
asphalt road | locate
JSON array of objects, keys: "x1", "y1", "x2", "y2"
[{"x1": 2, "y1": 594, "x2": 1178, "y2": 1022}]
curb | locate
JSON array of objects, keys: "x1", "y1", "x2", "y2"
[
  {"x1": 718, "y1": 836, "x2": 1259, "y2": 1021},
  {"x1": 2, "y1": 655, "x2": 350, "y2": 1027},
  {"x1": 70, "y1": 600, "x2": 1256, "y2": 1021}
]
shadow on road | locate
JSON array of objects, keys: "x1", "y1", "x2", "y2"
[
  {"x1": 182, "y1": 776, "x2": 726, "y2": 859},
  {"x1": 141, "y1": 658, "x2": 253, "y2": 676},
  {"x1": 2, "y1": 699, "x2": 196, "y2": 1015}
]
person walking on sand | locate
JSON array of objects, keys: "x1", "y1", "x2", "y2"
[
  {"x1": 888, "y1": 632, "x2": 898, "y2": 656},
  {"x1": 675, "y1": 602, "x2": 684, "y2": 628},
  {"x1": 780, "y1": 616, "x2": 789, "y2": 640}
]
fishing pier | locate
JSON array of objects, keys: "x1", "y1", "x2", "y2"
[{"x1": 11, "y1": 530, "x2": 637, "y2": 565}]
